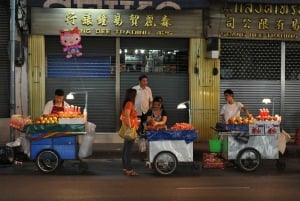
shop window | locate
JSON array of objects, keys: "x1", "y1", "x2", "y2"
[{"x1": 119, "y1": 48, "x2": 188, "y2": 73}]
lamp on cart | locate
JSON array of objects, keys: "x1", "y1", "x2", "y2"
[
  {"x1": 177, "y1": 100, "x2": 191, "y2": 124},
  {"x1": 66, "y1": 91, "x2": 88, "y2": 114},
  {"x1": 262, "y1": 97, "x2": 275, "y2": 116}
]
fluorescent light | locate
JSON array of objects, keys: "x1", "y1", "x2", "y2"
[
  {"x1": 262, "y1": 98, "x2": 271, "y2": 104},
  {"x1": 66, "y1": 91, "x2": 88, "y2": 112},
  {"x1": 176, "y1": 100, "x2": 191, "y2": 124},
  {"x1": 66, "y1": 93, "x2": 74, "y2": 100},
  {"x1": 177, "y1": 101, "x2": 190, "y2": 109}
]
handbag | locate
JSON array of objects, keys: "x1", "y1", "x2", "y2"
[{"x1": 118, "y1": 124, "x2": 137, "y2": 141}]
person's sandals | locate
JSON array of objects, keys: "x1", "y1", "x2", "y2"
[{"x1": 125, "y1": 170, "x2": 139, "y2": 176}]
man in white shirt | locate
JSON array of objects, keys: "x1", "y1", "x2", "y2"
[
  {"x1": 132, "y1": 75, "x2": 153, "y2": 135},
  {"x1": 220, "y1": 89, "x2": 251, "y2": 124}
]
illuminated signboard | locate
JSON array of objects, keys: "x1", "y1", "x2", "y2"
[
  {"x1": 31, "y1": 8, "x2": 202, "y2": 38},
  {"x1": 220, "y1": 3, "x2": 300, "y2": 40}
]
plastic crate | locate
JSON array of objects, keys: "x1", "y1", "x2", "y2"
[{"x1": 30, "y1": 136, "x2": 77, "y2": 160}]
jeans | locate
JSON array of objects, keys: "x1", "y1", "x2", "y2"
[{"x1": 122, "y1": 139, "x2": 134, "y2": 171}]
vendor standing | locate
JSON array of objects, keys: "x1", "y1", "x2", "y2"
[
  {"x1": 132, "y1": 75, "x2": 153, "y2": 135},
  {"x1": 220, "y1": 89, "x2": 252, "y2": 123},
  {"x1": 43, "y1": 89, "x2": 70, "y2": 115}
]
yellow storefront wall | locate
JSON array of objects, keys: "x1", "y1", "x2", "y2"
[
  {"x1": 28, "y1": 35, "x2": 46, "y2": 120},
  {"x1": 189, "y1": 38, "x2": 220, "y2": 141}
]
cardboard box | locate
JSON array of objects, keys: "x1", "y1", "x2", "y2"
[
  {"x1": 202, "y1": 153, "x2": 225, "y2": 169},
  {"x1": 249, "y1": 122, "x2": 265, "y2": 135},
  {"x1": 264, "y1": 121, "x2": 280, "y2": 134}
]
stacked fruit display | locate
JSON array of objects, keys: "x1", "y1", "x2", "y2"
[
  {"x1": 170, "y1": 123, "x2": 195, "y2": 130},
  {"x1": 227, "y1": 115, "x2": 256, "y2": 125},
  {"x1": 24, "y1": 105, "x2": 85, "y2": 125},
  {"x1": 9, "y1": 115, "x2": 32, "y2": 130},
  {"x1": 33, "y1": 114, "x2": 59, "y2": 124}
]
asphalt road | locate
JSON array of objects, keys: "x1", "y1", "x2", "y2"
[{"x1": 0, "y1": 157, "x2": 300, "y2": 201}]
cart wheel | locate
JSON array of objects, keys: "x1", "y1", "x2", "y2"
[
  {"x1": 236, "y1": 148, "x2": 261, "y2": 172},
  {"x1": 35, "y1": 150, "x2": 61, "y2": 173},
  {"x1": 153, "y1": 151, "x2": 177, "y2": 176}
]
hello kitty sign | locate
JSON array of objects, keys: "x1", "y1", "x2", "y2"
[{"x1": 60, "y1": 27, "x2": 83, "y2": 58}]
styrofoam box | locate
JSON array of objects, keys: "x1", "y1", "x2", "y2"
[
  {"x1": 59, "y1": 118, "x2": 85, "y2": 124},
  {"x1": 249, "y1": 122, "x2": 265, "y2": 135},
  {"x1": 264, "y1": 121, "x2": 280, "y2": 135}
]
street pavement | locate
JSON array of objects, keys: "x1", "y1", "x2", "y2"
[{"x1": 91, "y1": 140, "x2": 300, "y2": 160}]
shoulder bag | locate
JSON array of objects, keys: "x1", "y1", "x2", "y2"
[{"x1": 118, "y1": 124, "x2": 137, "y2": 141}]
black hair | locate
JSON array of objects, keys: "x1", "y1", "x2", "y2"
[
  {"x1": 139, "y1": 74, "x2": 148, "y2": 81},
  {"x1": 224, "y1": 89, "x2": 234, "y2": 96},
  {"x1": 153, "y1": 96, "x2": 164, "y2": 109},
  {"x1": 55, "y1": 89, "x2": 64, "y2": 96},
  {"x1": 153, "y1": 96, "x2": 163, "y2": 103},
  {"x1": 122, "y1": 88, "x2": 137, "y2": 108}
]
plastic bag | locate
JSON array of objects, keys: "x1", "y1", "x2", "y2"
[
  {"x1": 78, "y1": 122, "x2": 96, "y2": 158},
  {"x1": 138, "y1": 138, "x2": 147, "y2": 152}
]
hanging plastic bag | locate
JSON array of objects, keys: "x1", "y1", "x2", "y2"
[
  {"x1": 79, "y1": 122, "x2": 96, "y2": 159},
  {"x1": 138, "y1": 138, "x2": 146, "y2": 152}
]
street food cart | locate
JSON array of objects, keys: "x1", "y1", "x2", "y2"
[
  {"x1": 218, "y1": 121, "x2": 285, "y2": 172},
  {"x1": 9, "y1": 114, "x2": 89, "y2": 174},
  {"x1": 146, "y1": 129, "x2": 198, "y2": 176},
  {"x1": 25, "y1": 123, "x2": 87, "y2": 173}
]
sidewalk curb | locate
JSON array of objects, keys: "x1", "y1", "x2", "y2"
[{"x1": 89, "y1": 142, "x2": 300, "y2": 159}]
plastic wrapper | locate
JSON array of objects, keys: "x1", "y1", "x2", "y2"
[
  {"x1": 278, "y1": 130, "x2": 291, "y2": 154},
  {"x1": 78, "y1": 122, "x2": 96, "y2": 158},
  {"x1": 138, "y1": 138, "x2": 147, "y2": 152},
  {"x1": 147, "y1": 130, "x2": 198, "y2": 144},
  {"x1": 25, "y1": 124, "x2": 85, "y2": 135},
  {"x1": 9, "y1": 115, "x2": 32, "y2": 131}
]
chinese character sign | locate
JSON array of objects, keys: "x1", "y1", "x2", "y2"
[{"x1": 60, "y1": 27, "x2": 83, "y2": 58}]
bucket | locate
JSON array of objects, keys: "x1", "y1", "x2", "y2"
[{"x1": 209, "y1": 139, "x2": 222, "y2": 153}]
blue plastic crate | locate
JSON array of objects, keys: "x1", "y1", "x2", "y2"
[
  {"x1": 30, "y1": 144, "x2": 77, "y2": 160},
  {"x1": 30, "y1": 144, "x2": 52, "y2": 160},
  {"x1": 30, "y1": 133, "x2": 52, "y2": 145},
  {"x1": 53, "y1": 136, "x2": 76, "y2": 145},
  {"x1": 54, "y1": 145, "x2": 76, "y2": 159},
  {"x1": 30, "y1": 136, "x2": 77, "y2": 160}
]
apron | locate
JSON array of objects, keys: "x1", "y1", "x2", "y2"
[{"x1": 50, "y1": 100, "x2": 64, "y2": 114}]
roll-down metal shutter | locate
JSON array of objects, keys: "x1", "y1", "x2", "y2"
[
  {"x1": 45, "y1": 36, "x2": 116, "y2": 132},
  {"x1": 0, "y1": 4, "x2": 10, "y2": 117},
  {"x1": 220, "y1": 39, "x2": 300, "y2": 134}
]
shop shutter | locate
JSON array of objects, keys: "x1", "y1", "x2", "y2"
[
  {"x1": 220, "y1": 39, "x2": 300, "y2": 134},
  {"x1": 0, "y1": 5, "x2": 10, "y2": 117},
  {"x1": 284, "y1": 41, "x2": 300, "y2": 133},
  {"x1": 45, "y1": 36, "x2": 116, "y2": 132}
]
